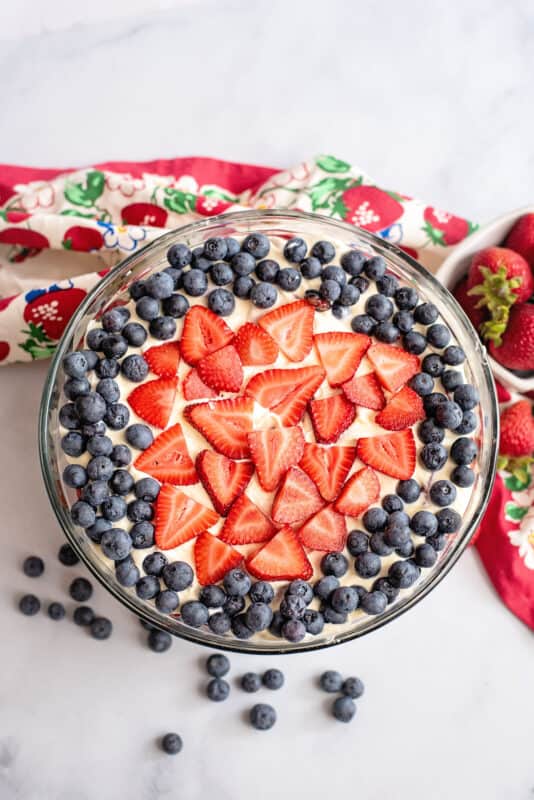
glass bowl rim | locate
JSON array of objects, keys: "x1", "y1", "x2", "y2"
[{"x1": 38, "y1": 209, "x2": 499, "y2": 655}]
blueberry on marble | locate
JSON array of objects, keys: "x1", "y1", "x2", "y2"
[
  {"x1": 284, "y1": 237, "x2": 307, "y2": 263},
  {"x1": 286, "y1": 579, "x2": 313, "y2": 604},
  {"x1": 23, "y1": 555, "x2": 44, "y2": 578},
  {"x1": 142, "y1": 551, "x2": 168, "y2": 576},
  {"x1": 410, "y1": 510, "x2": 438, "y2": 537},
  {"x1": 206, "y1": 653, "x2": 230, "y2": 677},
  {"x1": 246, "y1": 602, "x2": 273, "y2": 632},
  {"x1": 347, "y1": 530, "x2": 369, "y2": 556},
  {"x1": 342, "y1": 676, "x2": 364, "y2": 699},
  {"x1": 242, "y1": 233, "x2": 270, "y2": 259},
  {"x1": 167, "y1": 243, "x2": 192, "y2": 268},
  {"x1": 249, "y1": 580, "x2": 275, "y2": 604},
  {"x1": 341, "y1": 249, "x2": 366, "y2": 276},
  {"x1": 58, "y1": 543, "x2": 79, "y2": 567},
  {"x1": 73, "y1": 605, "x2": 95, "y2": 626},
  {"x1": 300, "y1": 256, "x2": 322, "y2": 279},
  {"x1": 241, "y1": 672, "x2": 261, "y2": 693},
  {"x1": 263, "y1": 668, "x2": 284, "y2": 690},
  {"x1": 436, "y1": 508, "x2": 461, "y2": 533},
  {"x1": 136, "y1": 575, "x2": 161, "y2": 600},
  {"x1": 396, "y1": 479, "x2": 421, "y2": 503},
  {"x1": 372, "y1": 577, "x2": 399, "y2": 604},
  {"x1": 146, "y1": 628, "x2": 172, "y2": 653},
  {"x1": 351, "y1": 314, "x2": 376, "y2": 334},
  {"x1": 69, "y1": 577, "x2": 93, "y2": 602},
  {"x1": 90, "y1": 617, "x2": 113, "y2": 640},
  {"x1": 421, "y1": 442, "x2": 448, "y2": 471},
  {"x1": 332, "y1": 696, "x2": 356, "y2": 723},
  {"x1": 319, "y1": 670, "x2": 343, "y2": 693},
  {"x1": 403, "y1": 331, "x2": 427, "y2": 355},
  {"x1": 162, "y1": 561, "x2": 193, "y2": 591},
  {"x1": 311, "y1": 240, "x2": 335, "y2": 264},
  {"x1": 429, "y1": 479, "x2": 457, "y2": 507},
  {"x1": 208, "y1": 612, "x2": 231, "y2": 635},
  {"x1": 115, "y1": 557, "x2": 140, "y2": 587},
  {"x1": 161, "y1": 732, "x2": 183, "y2": 755},
  {"x1": 354, "y1": 552, "x2": 381, "y2": 579},
  {"x1": 415, "y1": 543, "x2": 438, "y2": 568},
  {"x1": 250, "y1": 703, "x2": 277, "y2": 730},
  {"x1": 451, "y1": 464, "x2": 475, "y2": 487},
  {"x1": 414, "y1": 302, "x2": 438, "y2": 325},
  {"x1": 303, "y1": 609, "x2": 325, "y2": 635},
  {"x1": 282, "y1": 618, "x2": 306, "y2": 642},
  {"x1": 19, "y1": 594, "x2": 41, "y2": 616},
  {"x1": 70, "y1": 501, "x2": 96, "y2": 529},
  {"x1": 365, "y1": 294, "x2": 393, "y2": 321},
  {"x1": 47, "y1": 602, "x2": 65, "y2": 621},
  {"x1": 388, "y1": 559, "x2": 420, "y2": 588},
  {"x1": 250, "y1": 282, "x2": 277, "y2": 309},
  {"x1": 125, "y1": 424, "x2": 153, "y2": 450},
  {"x1": 313, "y1": 575, "x2": 339, "y2": 600},
  {"x1": 223, "y1": 568, "x2": 251, "y2": 597},
  {"x1": 321, "y1": 552, "x2": 348, "y2": 577},
  {"x1": 233, "y1": 276, "x2": 255, "y2": 298},
  {"x1": 208, "y1": 288, "x2": 235, "y2": 316},
  {"x1": 206, "y1": 677, "x2": 230, "y2": 701}
]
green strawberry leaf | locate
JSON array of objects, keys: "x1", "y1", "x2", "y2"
[
  {"x1": 467, "y1": 221, "x2": 479, "y2": 235},
  {"x1": 21, "y1": 323, "x2": 53, "y2": 344},
  {"x1": 332, "y1": 196, "x2": 348, "y2": 219},
  {"x1": 316, "y1": 155, "x2": 351, "y2": 174},
  {"x1": 503, "y1": 461, "x2": 533, "y2": 490},
  {"x1": 385, "y1": 190, "x2": 405, "y2": 202},
  {"x1": 201, "y1": 187, "x2": 238, "y2": 203},
  {"x1": 505, "y1": 502, "x2": 530, "y2": 522},
  {"x1": 163, "y1": 189, "x2": 197, "y2": 214},
  {"x1": 60, "y1": 209, "x2": 97, "y2": 219},
  {"x1": 64, "y1": 170, "x2": 105, "y2": 207},
  {"x1": 308, "y1": 177, "x2": 352, "y2": 211},
  {"x1": 422, "y1": 220, "x2": 445, "y2": 246}
]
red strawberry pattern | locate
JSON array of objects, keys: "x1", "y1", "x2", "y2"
[
  {"x1": 422, "y1": 206, "x2": 474, "y2": 246},
  {"x1": 21, "y1": 286, "x2": 87, "y2": 358},
  {"x1": 0, "y1": 228, "x2": 50, "y2": 261},
  {"x1": 195, "y1": 195, "x2": 233, "y2": 216},
  {"x1": 337, "y1": 185, "x2": 404, "y2": 232},
  {"x1": 62, "y1": 226, "x2": 104, "y2": 252},
  {"x1": 121, "y1": 202, "x2": 168, "y2": 227}
]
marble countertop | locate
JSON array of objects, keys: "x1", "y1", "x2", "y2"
[{"x1": 1, "y1": 1, "x2": 533, "y2": 798}]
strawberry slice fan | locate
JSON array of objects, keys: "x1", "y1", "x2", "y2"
[{"x1": 1, "y1": 154, "x2": 532, "y2": 630}]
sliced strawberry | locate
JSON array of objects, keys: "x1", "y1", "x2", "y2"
[
  {"x1": 197, "y1": 344, "x2": 243, "y2": 393},
  {"x1": 180, "y1": 306, "x2": 234, "y2": 365},
  {"x1": 356, "y1": 429, "x2": 416, "y2": 480},
  {"x1": 184, "y1": 396, "x2": 253, "y2": 459},
  {"x1": 367, "y1": 343, "x2": 420, "y2": 393},
  {"x1": 299, "y1": 443, "x2": 356, "y2": 502},
  {"x1": 144, "y1": 341, "x2": 181, "y2": 378},
  {"x1": 334, "y1": 466, "x2": 380, "y2": 517},
  {"x1": 196, "y1": 450, "x2": 254, "y2": 515},
  {"x1": 257, "y1": 300, "x2": 315, "y2": 362},
  {"x1": 194, "y1": 531, "x2": 243, "y2": 585},
  {"x1": 246, "y1": 525, "x2": 313, "y2": 581},
  {"x1": 220, "y1": 494, "x2": 276, "y2": 545},
  {"x1": 375, "y1": 385, "x2": 426, "y2": 431},
  {"x1": 298, "y1": 505, "x2": 347, "y2": 552},
  {"x1": 314, "y1": 331, "x2": 371, "y2": 386},
  {"x1": 128, "y1": 377, "x2": 177, "y2": 428},
  {"x1": 271, "y1": 466, "x2": 324, "y2": 526},
  {"x1": 308, "y1": 394, "x2": 356, "y2": 444},
  {"x1": 134, "y1": 423, "x2": 196, "y2": 484},
  {"x1": 182, "y1": 368, "x2": 218, "y2": 401},
  {"x1": 245, "y1": 366, "x2": 325, "y2": 426},
  {"x1": 154, "y1": 484, "x2": 218, "y2": 549},
  {"x1": 341, "y1": 371, "x2": 385, "y2": 410},
  {"x1": 233, "y1": 322, "x2": 279, "y2": 365},
  {"x1": 248, "y1": 426, "x2": 305, "y2": 491}
]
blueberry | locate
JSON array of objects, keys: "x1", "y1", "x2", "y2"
[
  {"x1": 183, "y1": 269, "x2": 208, "y2": 297},
  {"x1": 223, "y1": 595, "x2": 245, "y2": 617},
  {"x1": 421, "y1": 442, "x2": 448, "y2": 471},
  {"x1": 224, "y1": 568, "x2": 251, "y2": 596},
  {"x1": 208, "y1": 288, "x2": 235, "y2": 316},
  {"x1": 46, "y1": 601, "x2": 65, "y2": 621},
  {"x1": 241, "y1": 672, "x2": 261, "y2": 693},
  {"x1": 104, "y1": 403, "x2": 131, "y2": 431},
  {"x1": 304, "y1": 289, "x2": 330, "y2": 311},
  {"x1": 246, "y1": 602, "x2": 273, "y2": 632},
  {"x1": 255, "y1": 259, "x2": 279, "y2": 283},
  {"x1": 403, "y1": 331, "x2": 427, "y2": 355},
  {"x1": 101, "y1": 495, "x2": 127, "y2": 522},
  {"x1": 95, "y1": 358, "x2": 120, "y2": 379},
  {"x1": 388, "y1": 510, "x2": 410, "y2": 527},
  {"x1": 314, "y1": 575, "x2": 339, "y2": 600},
  {"x1": 436, "y1": 508, "x2": 461, "y2": 533},
  {"x1": 364, "y1": 256, "x2": 386, "y2": 280},
  {"x1": 455, "y1": 410, "x2": 478, "y2": 434},
  {"x1": 155, "y1": 589, "x2": 179, "y2": 614},
  {"x1": 101, "y1": 307, "x2": 130, "y2": 333},
  {"x1": 319, "y1": 670, "x2": 343, "y2": 693},
  {"x1": 19, "y1": 594, "x2": 40, "y2": 616},
  {"x1": 162, "y1": 561, "x2": 193, "y2": 591},
  {"x1": 146, "y1": 628, "x2": 172, "y2": 654},
  {"x1": 73, "y1": 605, "x2": 94, "y2": 626},
  {"x1": 135, "y1": 477, "x2": 160, "y2": 502},
  {"x1": 80, "y1": 349, "x2": 98, "y2": 370},
  {"x1": 284, "y1": 237, "x2": 307, "y2": 263},
  {"x1": 441, "y1": 370, "x2": 463, "y2": 392},
  {"x1": 341, "y1": 249, "x2": 366, "y2": 276},
  {"x1": 101, "y1": 334, "x2": 128, "y2": 360},
  {"x1": 191, "y1": 252, "x2": 212, "y2": 272},
  {"x1": 369, "y1": 532, "x2": 393, "y2": 556},
  {"x1": 280, "y1": 594, "x2": 307, "y2": 619},
  {"x1": 85, "y1": 435, "x2": 112, "y2": 458},
  {"x1": 145, "y1": 272, "x2": 174, "y2": 300},
  {"x1": 71, "y1": 501, "x2": 96, "y2": 528},
  {"x1": 58, "y1": 543, "x2": 79, "y2": 567},
  {"x1": 286, "y1": 579, "x2": 313, "y2": 604},
  {"x1": 282, "y1": 619, "x2": 306, "y2": 642},
  {"x1": 167, "y1": 243, "x2": 192, "y2": 268},
  {"x1": 74, "y1": 392, "x2": 107, "y2": 424},
  {"x1": 111, "y1": 444, "x2": 131, "y2": 467},
  {"x1": 393, "y1": 310, "x2": 414, "y2": 333},
  {"x1": 277, "y1": 267, "x2": 302, "y2": 291},
  {"x1": 109, "y1": 469, "x2": 135, "y2": 496},
  {"x1": 347, "y1": 530, "x2": 369, "y2": 556},
  {"x1": 332, "y1": 696, "x2": 356, "y2": 723},
  {"x1": 203, "y1": 237, "x2": 228, "y2": 261},
  {"x1": 321, "y1": 603, "x2": 347, "y2": 625},
  {"x1": 341, "y1": 676, "x2": 364, "y2": 699},
  {"x1": 330, "y1": 586, "x2": 359, "y2": 613},
  {"x1": 451, "y1": 464, "x2": 475, "y2": 487},
  {"x1": 86, "y1": 517, "x2": 112, "y2": 543},
  {"x1": 127, "y1": 499, "x2": 153, "y2": 523},
  {"x1": 319, "y1": 279, "x2": 341, "y2": 303},
  {"x1": 233, "y1": 276, "x2": 255, "y2": 298},
  {"x1": 300, "y1": 256, "x2": 322, "y2": 279},
  {"x1": 161, "y1": 732, "x2": 183, "y2": 755},
  {"x1": 363, "y1": 507, "x2": 389, "y2": 533},
  {"x1": 396, "y1": 479, "x2": 421, "y2": 503},
  {"x1": 208, "y1": 612, "x2": 231, "y2": 635},
  {"x1": 61, "y1": 431, "x2": 86, "y2": 457},
  {"x1": 150, "y1": 315, "x2": 177, "y2": 341},
  {"x1": 23, "y1": 555, "x2": 45, "y2": 578},
  {"x1": 424, "y1": 392, "x2": 448, "y2": 417},
  {"x1": 351, "y1": 275, "x2": 370, "y2": 293},
  {"x1": 250, "y1": 703, "x2": 276, "y2": 730},
  {"x1": 115, "y1": 557, "x2": 140, "y2": 587},
  {"x1": 242, "y1": 233, "x2": 270, "y2": 259},
  {"x1": 410, "y1": 510, "x2": 438, "y2": 537},
  {"x1": 311, "y1": 240, "x2": 335, "y2": 264},
  {"x1": 361, "y1": 589, "x2": 387, "y2": 615},
  {"x1": 415, "y1": 543, "x2": 438, "y2": 568},
  {"x1": 142, "y1": 551, "x2": 168, "y2": 576},
  {"x1": 90, "y1": 617, "x2": 113, "y2": 640},
  {"x1": 210, "y1": 262, "x2": 234, "y2": 286},
  {"x1": 375, "y1": 321, "x2": 400, "y2": 343},
  {"x1": 86, "y1": 456, "x2": 113, "y2": 482},
  {"x1": 249, "y1": 580, "x2": 275, "y2": 604},
  {"x1": 395, "y1": 286, "x2": 419, "y2": 310},
  {"x1": 396, "y1": 540, "x2": 415, "y2": 558},
  {"x1": 231, "y1": 613, "x2": 254, "y2": 639},
  {"x1": 422, "y1": 354, "x2": 443, "y2": 378},
  {"x1": 429, "y1": 479, "x2": 457, "y2": 507},
  {"x1": 121, "y1": 354, "x2": 148, "y2": 382},
  {"x1": 80, "y1": 480, "x2": 110, "y2": 508},
  {"x1": 64, "y1": 377, "x2": 91, "y2": 400},
  {"x1": 321, "y1": 265, "x2": 346, "y2": 286},
  {"x1": 434, "y1": 400, "x2": 463, "y2": 430},
  {"x1": 69, "y1": 577, "x2": 93, "y2": 602},
  {"x1": 205, "y1": 653, "x2": 230, "y2": 678},
  {"x1": 383, "y1": 524, "x2": 410, "y2": 549},
  {"x1": 388, "y1": 559, "x2": 420, "y2": 588},
  {"x1": 351, "y1": 314, "x2": 376, "y2": 334},
  {"x1": 414, "y1": 303, "x2": 438, "y2": 325},
  {"x1": 303, "y1": 609, "x2": 325, "y2": 635},
  {"x1": 355, "y1": 552, "x2": 381, "y2": 579},
  {"x1": 263, "y1": 668, "x2": 284, "y2": 690},
  {"x1": 427, "y1": 532, "x2": 447, "y2": 551},
  {"x1": 427, "y1": 324, "x2": 451, "y2": 348},
  {"x1": 129, "y1": 280, "x2": 146, "y2": 301},
  {"x1": 408, "y1": 373, "x2": 434, "y2": 397},
  {"x1": 376, "y1": 273, "x2": 399, "y2": 296},
  {"x1": 87, "y1": 328, "x2": 107, "y2": 351},
  {"x1": 454, "y1": 384, "x2": 479, "y2": 411},
  {"x1": 418, "y1": 419, "x2": 445, "y2": 444},
  {"x1": 63, "y1": 464, "x2": 88, "y2": 489},
  {"x1": 441, "y1": 345, "x2": 464, "y2": 365},
  {"x1": 321, "y1": 552, "x2": 348, "y2": 577},
  {"x1": 250, "y1": 282, "x2": 277, "y2": 309},
  {"x1": 366, "y1": 294, "x2": 393, "y2": 321},
  {"x1": 125, "y1": 424, "x2": 153, "y2": 450},
  {"x1": 161, "y1": 295, "x2": 189, "y2": 322},
  {"x1": 372, "y1": 577, "x2": 399, "y2": 604},
  {"x1": 63, "y1": 352, "x2": 88, "y2": 378},
  {"x1": 136, "y1": 575, "x2": 160, "y2": 600},
  {"x1": 338, "y1": 284, "x2": 360, "y2": 307},
  {"x1": 163, "y1": 266, "x2": 183, "y2": 287}
]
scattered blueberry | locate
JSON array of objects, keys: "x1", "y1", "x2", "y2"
[
  {"x1": 319, "y1": 670, "x2": 343, "y2": 693},
  {"x1": 250, "y1": 703, "x2": 276, "y2": 730},
  {"x1": 73, "y1": 605, "x2": 94, "y2": 626},
  {"x1": 147, "y1": 628, "x2": 172, "y2": 653},
  {"x1": 19, "y1": 594, "x2": 40, "y2": 616},
  {"x1": 241, "y1": 672, "x2": 261, "y2": 693},
  {"x1": 90, "y1": 617, "x2": 113, "y2": 640},
  {"x1": 161, "y1": 732, "x2": 183, "y2": 755},
  {"x1": 332, "y1": 695, "x2": 356, "y2": 723},
  {"x1": 261, "y1": 668, "x2": 285, "y2": 692},
  {"x1": 342, "y1": 676, "x2": 364, "y2": 699},
  {"x1": 58, "y1": 543, "x2": 79, "y2": 566}
]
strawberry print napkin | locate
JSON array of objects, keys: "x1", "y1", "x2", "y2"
[{"x1": 0, "y1": 154, "x2": 531, "y2": 629}]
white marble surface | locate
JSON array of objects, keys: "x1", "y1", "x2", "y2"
[{"x1": 1, "y1": 2, "x2": 534, "y2": 798}]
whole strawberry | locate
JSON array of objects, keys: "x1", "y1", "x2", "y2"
[
  {"x1": 452, "y1": 276, "x2": 487, "y2": 331},
  {"x1": 489, "y1": 303, "x2": 534, "y2": 371},
  {"x1": 467, "y1": 246, "x2": 534, "y2": 344},
  {"x1": 499, "y1": 400, "x2": 534, "y2": 457},
  {"x1": 504, "y1": 213, "x2": 534, "y2": 268}
]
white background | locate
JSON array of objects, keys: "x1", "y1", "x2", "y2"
[{"x1": 1, "y1": 2, "x2": 533, "y2": 799}]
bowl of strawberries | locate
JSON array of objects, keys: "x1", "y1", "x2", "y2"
[{"x1": 437, "y1": 208, "x2": 534, "y2": 393}]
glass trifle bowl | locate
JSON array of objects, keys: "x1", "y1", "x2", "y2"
[{"x1": 39, "y1": 210, "x2": 498, "y2": 654}]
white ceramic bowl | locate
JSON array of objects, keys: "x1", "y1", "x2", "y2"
[{"x1": 436, "y1": 205, "x2": 534, "y2": 394}]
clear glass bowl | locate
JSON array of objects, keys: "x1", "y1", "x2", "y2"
[{"x1": 39, "y1": 210, "x2": 499, "y2": 654}]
